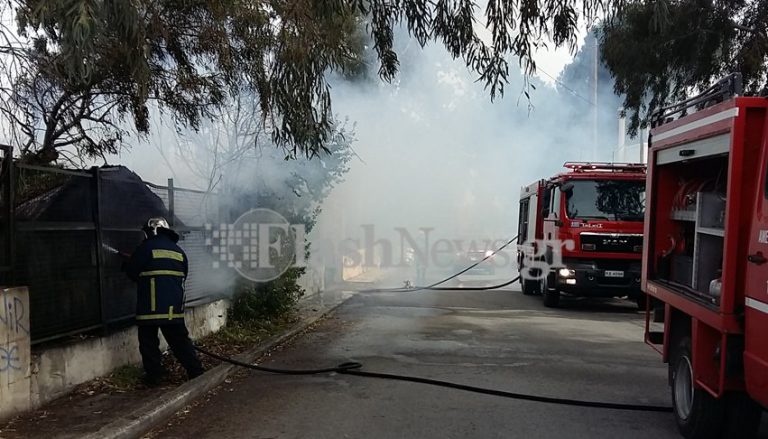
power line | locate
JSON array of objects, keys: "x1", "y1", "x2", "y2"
[{"x1": 536, "y1": 67, "x2": 597, "y2": 107}]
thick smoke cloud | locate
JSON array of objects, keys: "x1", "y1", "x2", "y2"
[
  {"x1": 116, "y1": 31, "x2": 623, "y2": 287},
  {"x1": 309, "y1": 35, "x2": 622, "y2": 280}
]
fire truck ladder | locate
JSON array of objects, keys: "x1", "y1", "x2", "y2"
[
  {"x1": 563, "y1": 162, "x2": 646, "y2": 172},
  {"x1": 651, "y1": 72, "x2": 743, "y2": 128}
]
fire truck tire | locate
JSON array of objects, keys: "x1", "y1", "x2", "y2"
[
  {"x1": 543, "y1": 291, "x2": 560, "y2": 307},
  {"x1": 522, "y1": 278, "x2": 538, "y2": 295},
  {"x1": 721, "y1": 392, "x2": 762, "y2": 439},
  {"x1": 670, "y1": 336, "x2": 725, "y2": 439},
  {"x1": 542, "y1": 278, "x2": 560, "y2": 307},
  {"x1": 635, "y1": 293, "x2": 648, "y2": 311}
]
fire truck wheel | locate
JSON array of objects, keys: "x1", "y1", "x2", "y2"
[
  {"x1": 670, "y1": 336, "x2": 725, "y2": 439},
  {"x1": 522, "y1": 278, "x2": 538, "y2": 295},
  {"x1": 635, "y1": 293, "x2": 648, "y2": 311},
  {"x1": 542, "y1": 279, "x2": 560, "y2": 307}
]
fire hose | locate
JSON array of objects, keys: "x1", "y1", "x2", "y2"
[
  {"x1": 361, "y1": 236, "x2": 520, "y2": 293},
  {"x1": 109, "y1": 235, "x2": 672, "y2": 413},
  {"x1": 192, "y1": 241, "x2": 673, "y2": 414},
  {"x1": 193, "y1": 342, "x2": 672, "y2": 413}
]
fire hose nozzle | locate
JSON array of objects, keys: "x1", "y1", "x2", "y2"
[{"x1": 102, "y1": 243, "x2": 131, "y2": 258}]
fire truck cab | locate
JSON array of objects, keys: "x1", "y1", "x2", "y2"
[
  {"x1": 518, "y1": 162, "x2": 647, "y2": 307},
  {"x1": 643, "y1": 73, "x2": 767, "y2": 438}
]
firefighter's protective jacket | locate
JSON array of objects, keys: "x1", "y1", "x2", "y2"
[{"x1": 124, "y1": 230, "x2": 188, "y2": 325}]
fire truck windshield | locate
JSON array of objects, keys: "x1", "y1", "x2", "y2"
[{"x1": 564, "y1": 179, "x2": 645, "y2": 221}]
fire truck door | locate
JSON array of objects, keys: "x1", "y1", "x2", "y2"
[
  {"x1": 541, "y1": 185, "x2": 560, "y2": 241},
  {"x1": 743, "y1": 152, "x2": 768, "y2": 408}
]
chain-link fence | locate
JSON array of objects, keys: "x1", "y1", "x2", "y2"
[
  {"x1": 0, "y1": 154, "x2": 228, "y2": 344},
  {"x1": 145, "y1": 181, "x2": 233, "y2": 306}
]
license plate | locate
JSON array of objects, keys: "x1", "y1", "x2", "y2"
[{"x1": 604, "y1": 270, "x2": 624, "y2": 278}]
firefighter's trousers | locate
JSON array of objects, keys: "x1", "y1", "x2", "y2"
[{"x1": 138, "y1": 324, "x2": 204, "y2": 380}]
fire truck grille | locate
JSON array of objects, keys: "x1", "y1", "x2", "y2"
[{"x1": 580, "y1": 233, "x2": 643, "y2": 254}]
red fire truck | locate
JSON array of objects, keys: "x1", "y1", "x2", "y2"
[
  {"x1": 517, "y1": 162, "x2": 647, "y2": 307},
  {"x1": 643, "y1": 73, "x2": 767, "y2": 438}
]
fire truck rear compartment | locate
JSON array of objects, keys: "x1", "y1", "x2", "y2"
[{"x1": 650, "y1": 154, "x2": 728, "y2": 306}]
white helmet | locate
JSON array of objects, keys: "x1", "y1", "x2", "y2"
[{"x1": 143, "y1": 217, "x2": 170, "y2": 237}]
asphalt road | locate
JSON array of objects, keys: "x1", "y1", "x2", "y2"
[{"x1": 154, "y1": 288, "x2": 766, "y2": 439}]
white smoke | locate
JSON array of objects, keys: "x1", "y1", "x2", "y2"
[
  {"x1": 308, "y1": 35, "x2": 621, "y2": 280},
  {"x1": 113, "y1": 28, "x2": 623, "y2": 289}
]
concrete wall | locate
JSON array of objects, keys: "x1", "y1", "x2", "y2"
[
  {"x1": 185, "y1": 298, "x2": 228, "y2": 340},
  {"x1": 0, "y1": 287, "x2": 32, "y2": 420},
  {"x1": 30, "y1": 324, "x2": 140, "y2": 408},
  {"x1": 0, "y1": 298, "x2": 229, "y2": 422},
  {"x1": 298, "y1": 264, "x2": 325, "y2": 297}
]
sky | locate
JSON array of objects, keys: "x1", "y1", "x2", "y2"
[{"x1": 533, "y1": 45, "x2": 582, "y2": 86}]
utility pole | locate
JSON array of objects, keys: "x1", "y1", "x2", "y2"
[
  {"x1": 617, "y1": 108, "x2": 626, "y2": 163},
  {"x1": 592, "y1": 40, "x2": 598, "y2": 161}
]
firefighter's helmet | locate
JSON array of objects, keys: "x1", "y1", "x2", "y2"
[{"x1": 143, "y1": 217, "x2": 170, "y2": 237}]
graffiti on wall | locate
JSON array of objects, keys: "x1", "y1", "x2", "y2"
[
  {"x1": 0, "y1": 345, "x2": 20, "y2": 372},
  {"x1": 0, "y1": 290, "x2": 28, "y2": 336},
  {"x1": 1, "y1": 289, "x2": 28, "y2": 376}
]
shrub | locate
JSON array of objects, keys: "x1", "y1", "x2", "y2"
[{"x1": 228, "y1": 267, "x2": 306, "y2": 324}]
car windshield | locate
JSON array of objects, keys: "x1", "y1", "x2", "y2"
[{"x1": 564, "y1": 179, "x2": 645, "y2": 221}]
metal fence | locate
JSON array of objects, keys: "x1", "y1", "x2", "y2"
[
  {"x1": 144, "y1": 179, "x2": 233, "y2": 306},
  {"x1": 0, "y1": 149, "x2": 228, "y2": 344}
]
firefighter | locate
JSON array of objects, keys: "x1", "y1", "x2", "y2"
[{"x1": 123, "y1": 217, "x2": 204, "y2": 386}]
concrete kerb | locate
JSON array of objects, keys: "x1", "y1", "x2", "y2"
[{"x1": 83, "y1": 296, "x2": 353, "y2": 439}]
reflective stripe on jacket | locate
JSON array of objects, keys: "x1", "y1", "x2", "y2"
[{"x1": 124, "y1": 233, "x2": 188, "y2": 325}]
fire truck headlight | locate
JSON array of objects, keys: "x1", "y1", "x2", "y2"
[
  {"x1": 565, "y1": 279, "x2": 577, "y2": 285},
  {"x1": 581, "y1": 243, "x2": 596, "y2": 251},
  {"x1": 558, "y1": 268, "x2": 576, "y2": 278}
]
